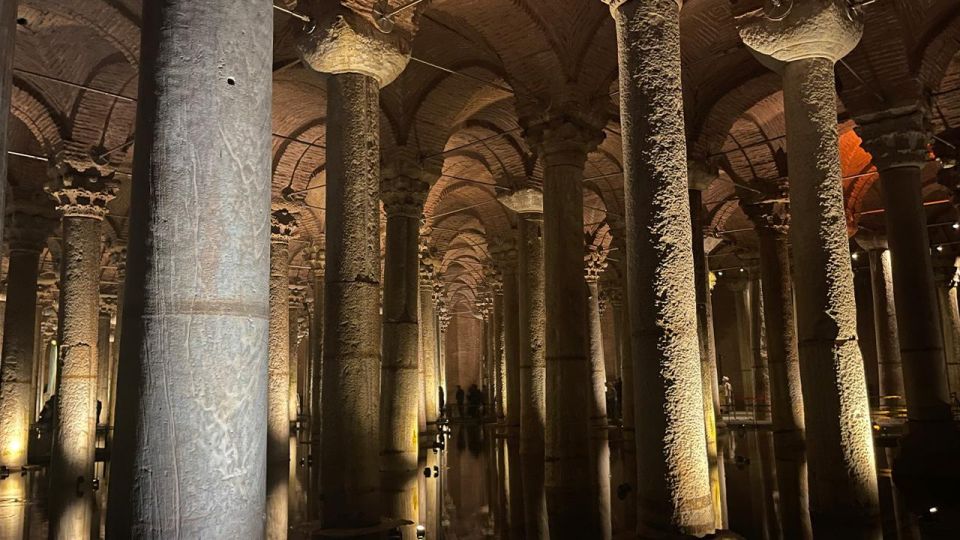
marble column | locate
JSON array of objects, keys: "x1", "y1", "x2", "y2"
[
  {"x1": 304, "y1": 243, "x2": 325, "y2": 518},
  {"x1": 491, "y1": 270, "x2": 506, "y2": 422},
  {"x1": 499, "y1": 188, "x2": 548, "y2": 539},
  {"x1": 380, "y1": 171, "x2": 428, "y2": 533},
  {"x1": 106, "y1": 2, "x2": 273, "y2": 536},
  {"x1": 737, "y1": 2, "x2": 879, "y2": 534},
  {"x1": 856, "y1": 106, "x2": 960, "y2": 517},
  {"x1": 0, "y1": 0, "x2": 15, "y2": 247},
  {"x1": 743, "y1": 189, "x2": 812, "y2": 538},
  {"x1": 724, "y1": 274, "x2": 755, "y2": 411},
  {"x1": 419, "y1": 244, "x2": 440, "y2": 428},
  {"x1": 688, "y1": 164, "x2": 726, "y2": 529},
  {"x1": 524, "y1": 117, "x2": 602, "y2": 538},
  {"x1": 95, "y1": 299, "x2": 114, "y2": 426},
  {"x1": 585, "y1": 248, "x2": 612, "y2": 539},
  {"x1": 267, "y1": 208, "x2": 296, "y2": 540},
  {"x1": 46, "y1": 171, "x2": 115, "y2": 539},
  {"x1": 855, "y1": 234, "x2": 905, "y2": 411},
  {"x1": 749, "y1": 273, "x2": 772, "y2": 421},
  {"x1": 492, "y1": 239, "x2": 520, "y2": 429},
  {"x1": 299, "y1": 10, "x2": 410, "y2": 531},
  {"x1": 105, "y1": 246, "x2": 125, "y2": 432},
  {"x1": 0, "y1": 211, "x2": 50, "y2": 467},
  {"x1": 932, "y1": 253, "x2": 960, "y2": 400},
  {"x1": 606, "y1": 1, "x2": 714, "y2": 534}
]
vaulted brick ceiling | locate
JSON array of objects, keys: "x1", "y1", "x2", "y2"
[{"x1": 6, "y1": 0, "x2": 960, "y2": 312}]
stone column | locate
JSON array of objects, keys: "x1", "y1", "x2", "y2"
[
  {"x1": 688, "y1": 164, "x2": 726, "y2": 529},
  {"x1": 856, "y1": 106, "x2": 960, "y2": 517},
  {"x1": 856, "y1": 234, "x2": 905, "y2": 411},
  {"x1": 298, "y1": 10, "x2": 410, "y2": 531},
  {"x1": 105, "y1": 246, "x2": 125, "y2": 432},
  {"x1": 419, "y1": 243, "x2": 440, "y2": 428},
  {"x1": 304, "y1": 242, "x2": 325, "y2": 518},
  {"x1": 606, "y1": 1, "x2": 714, "y2": 534},
  {"x1": 498, "y1": 188, "x2": 548, "y2": 539},
  {"x1": 267, "y1": 208, "x2": 296, "y2": 540},
  {"x1": 585, "y1": 248, "x2": 612, "y2": 539},
  {"x1": 737, "y1": 2, "x2": 879, "y2": 533},
  {"x1": 379, "y1": 170, "x2": 428, "y2": 533},
  {"x1": 523, "y1": 117, "x2": 602, "y2": 538},
  {"x1": 492, "y1": 238, "x2": 520, "y2": 430},
  {"x1": 0, "y1": 211, "x2": 50, "y2": 467},
  {"x1": 743, "y1": 189, "x2": 813, "y2": 538},
  {"x1": 0, "y1": 0, "x2": 15, "y2": 247},
  {"x1": 491, "y1": 270, "x2": 506, "y2": 421},
  {"x1": 724, "y1": 274, "x2": 755, "y2": 411},
  {"x1": 96, "y1": 299, "x2": 114, "y2": 426},
  {"x1": 106, "y1": 2, "x2": 273, "y2": 536},
  {"x1": 932, "y1": 253, "x2": 960, "y2": 400},
  {"x1": 46, "y1": 171, "x2": 115, "y2": 539},
  {"x1": 289, "y1": 286, "x2": 307, "y2": 424},
  {"x1": 749, "y1": 272, "x2": 772, "y2": 421}
]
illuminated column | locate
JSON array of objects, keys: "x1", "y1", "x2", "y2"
[
  {"x1": 524, "y1": 117, "x2": 602, "y2": 538},
  {"x1": 585, "y1": 248, "x2": 612, "y2": 539},
  {"x1": 723, "y1": 274, "x2": 755, "y2": 411},
  {"x1": 105, "y1": 245, "x2": 125, "y2": 430},
  {"x1": 304, "y1": 243, "x2": 325, "y2": 519},
  {"x1": 379, "y1": 170, "x2": 428, "y2": 533},
  {"x1": 419, "y1": 242, "x2": 440, "y2": 428},
  {"x1": 289, "y1": 285, "x2": 308, "y2": 425},
  {"x1": 606, "y1": 0, "x2": 714, "y2": 533},
  {"x1": 298, "y1": 8, "x2": 411, "y2": 530},
  {"x1": 492, "y1": 238, "x2": 520, "y2": 431},
  {"x1": 856, "y1": 106, "x2": 960, "y2": 517},
  {"x1": 856, "y1": 234, "x2": 905, "y2": 411},
  {"x1": 688, "y1": 163, "x2": 726, "y2": 528},
  {"x1": 47, "y1": 170, "x2": 116, "y2": 539},
  {"x1": 743, "y1": 187, "x2": 813, "y2": 538},
  {"x1": 932, "y1": 253, "x2": 960, "y2": 399},
  {"x1": 499, "y1": 188, "x2": 548, "y2": 539},
  {"x1": 0, "y1": 210, "x2": 50, "y2": 467},
  {"x1": 748, "y1": 272, "x2": 771, "y2": 421},
  {"x1": 106, "y1": 2, "x2": 273, "y2": 536},
  {"x1": 490, "y1": 269, "x2": 506, "y2": 421},
  {"x1": 0, "y1": 0, "x2": 15, "y2": 247},
  {"x1": 737, "y1": 2, "x2": 879, "y2": 533},
  {"x1": 96, "y1": 298, "x2": 116, "y2": 426}
]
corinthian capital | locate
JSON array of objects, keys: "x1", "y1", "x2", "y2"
[
  {"x1": 46, "y1": 168, "x2": 118, "y2": 220},
  {"x1": 584, "y1": 247, "x2": 609, "y2": 283},
  {"x1": 381, "y1": 174, "x2": 429, "y2": 219},
  {"x1": 855, "y1": 105, "x2": 931, "y2": 170},
  {"x1": 271, "y1": 208, "x2": 300, "y2": 243}
]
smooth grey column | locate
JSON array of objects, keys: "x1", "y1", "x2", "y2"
[
  {"x1": 0, "y1": 216, "x2": 46, "y2": 468},
  {"x1": 745, "y1": 195, "x2": 812, "y2": 538},
  {"x1": 106, "y1": 1, "x2": 273, "y2": 536},
  {"x1": 500, "y1": 188, "x2": 548, "y2": 540},
  {"x1": 48, "y1": 174, "x2": 115, "y2": 540},
  {"x1": 525, "y1": 119, "x2": 600, "y2": 538},
  {"x1": 585, "y1": 251, "x2": 612, "y2": 540},
  {"x1": 305, "y1": 243, "x2": 325, "y2": 519},
  {"x1": 856, "y1": 234, "x2": 905, "y2": 411},
  {"x1": 608, "y1": 0, "x2": 714, "y2": 534},
  {"x1": 380, "y1": 173, "x2": 428, "y2": 534}
]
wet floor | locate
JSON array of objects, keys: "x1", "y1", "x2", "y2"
[{"x1": 0, "y1": 421, "x2": 935, "y2": 538}]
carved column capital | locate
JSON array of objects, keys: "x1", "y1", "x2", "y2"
[
  {"x1": 46, "y1": 170, "x2": 118, "y2": 220},
  {"x1": 289, "y1": 284, "x2": 308, "y2": 309},
  {"x1": 99, "y1": 295, "x2": 118, "y2": 319},
  {"x1": 855, "y1": 105, "x2": 932, "y2": 170},
  {"x1": 584, "y1": 247, "x2": 609, "y2": 284},
  {"x1": 498, "y1": 188, "x2": 543, "y2": 215},
  {"x1": 490, "y1": 237, "x2": 518, "y2": 275},
  {"x1": 523, "y1": 115, "x2": 605, "y2": 166},
  {"x1": 854, "y1": 231, "x2": 888, "y2": 252},
  {"x1": 381, "y1": 175, "x2": 429, "y2": 219},
  {"x1": 303, "y1": 241, "x2": 326, "y2": 276},
  {"x1": 271, "y1": 208, "x2": 299, "y2": 244},
  {"x1": 5, "y1": 211, "x2": 56, "y2": 252}
]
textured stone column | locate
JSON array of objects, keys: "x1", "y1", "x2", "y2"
[
  {"x1": 0, "y1": 0, "x2": 15, "y2": 248},
  {"x1": 689, "y1": 165, "x2": 726, "y2": 529},
  {"x1": 47, "y1": 171, "x2": 115, "y2": 539},
  {"x1": 380, "y1": 170, "x2": 428, "y2": 534},
  {"x1": 585, "y1": 248, "x2": 612, "y2": 539},
  {"x1": 105, "y1": 246, "x2": 125, "y2": 432},
  {"x1": 748, "y1": 273, "x2": 772, "y2": 421},
  {"x1": 492, "y1": 239, "x2": 520, "y2": 429},
  {"x1": 491, "y1": 271, "x2": 506, "y2": 421},
  {"x1": 419, "y1": 244, "x2": 440, "y2": 428},
  {"x1": 267, "y1": 208, "x2": 296, "y2": 540},
  {"x1": 737, "y1": 2, "x2": 879, "y2": 534},
  {"x1": 299, "y1": 10, "x2": 410, "y2": 531},
  {"x1": 932, "y1": 253, "x2": 960, "y2": 399},
  {"x1": 856, "y1": 234, "x2": 905, "y2": 411},
  {"x1": 96, "y1": 299, "x2": 114, "y2": 426},
  {"x1": 524, "y1": 117, "x2": 602, "y2": 538},
  {"x1": 743, "y1": 189, "x2": 812, "y2": 538},
  {"x1": 499, "y1": 188, "x2": 548, "y2": 539},
  {"x1": 0, "y1": 211, "x2": 50, "y2": 467},
  {"x1": 106, "y1": 2, "x2": 273, "y2": 536},
  {"x1": 606, "y1": 0, "x2": 714, "y2": 534},
  {"x1": 856, "y1": 106, "x2": 960, "y2": 517},
  {"x1": 304, "y1": 243, "x2": 325, "y2": 518}
]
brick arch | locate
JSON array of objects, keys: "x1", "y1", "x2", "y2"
[
  {"x1": 916, "y1": 0, "x2": 960, "y2": 92},
  {"x1": 9, "y1": 81, "x2": 64, "y2": 154}
]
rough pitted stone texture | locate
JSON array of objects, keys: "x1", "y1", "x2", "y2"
[
  {"x1": 855, "y1": 105, "x2": 931, "y2": 170},
  {"x1": 48, "y1": 213, "x2": 102, "y2": 539},
  {"x1": 611, "y1": 0, "x2": 714, "y2": 535},
  {"x1": 586, "y1": 275, "x2": 612, "y2": 539},
  {"x1": 106, "y1": 2, "x2": 272, "y2": 537},
  {"x1": 780, "y1": 54, "x2": 879, "y2": 533},
  {"x1": 525, "y1": 115, "x2": 602, "y2": 538},
  {"x1": 322, "y1": 71, "x2": 383, "y2": 531},
  {"x1": 419, "y1": 247, "x2": 440, "y2": 427},
  {"x1": 932, "y1": 253, "x2": 960, "y2": 405},
  {"x1": 379, "y1": 170, "x2": 427, "y2": 534},
  {"x1": 516, "y1": 214, "x2": 548, "y2": 540},
  {"x1": 498, "y1": 188, "x2": 544, "y2": 215},
  {"x1": 491, "y1": 237, "x2": 520, "y2": 428},
  {"x1": 0, "y1": 247, "x2": 42, "y2": 468},
  {"x1": 855, "y1": 235, "x2": 905, "y2": 411},
  {"x1": 735, "y1": 0, "x2": 862, "y2": 65}
]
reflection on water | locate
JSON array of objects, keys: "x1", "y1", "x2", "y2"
[{"x1": 0, "y1": 422, "x2": 948, "y2": 538}]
